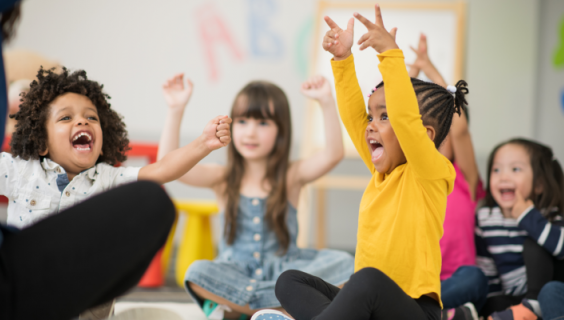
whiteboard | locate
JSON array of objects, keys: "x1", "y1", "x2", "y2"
[{"x1": 305, "y1": 1, "x2": 466, "y2": 158}]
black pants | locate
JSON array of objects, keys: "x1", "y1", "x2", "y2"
[
  {"x1": 0, "y1": 181, "x2": 175, "y2": 320},
  {"x1": 275, "y1": 268, "x2": 441, "y2": 320},
  {"x1": 480, "y1": 237, "x2": 564, "y2": 317}
]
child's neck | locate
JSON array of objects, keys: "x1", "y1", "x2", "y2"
[{"x1": 240, "y1": 158, "x2": 270, "y2": 198}]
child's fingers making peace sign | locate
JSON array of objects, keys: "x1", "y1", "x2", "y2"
[
  {"x1": 354, "y1": 4, "x2": 398, "y2": 53},
  {"x1": 322, "y1": 16, "x2": 354, "y2": 60}
]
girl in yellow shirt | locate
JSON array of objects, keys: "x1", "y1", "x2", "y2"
[{"x1": 253, "y1": 4, "x2": 469, "y2": 320}]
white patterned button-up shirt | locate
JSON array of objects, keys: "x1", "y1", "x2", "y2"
[{"x1": 0, "y1": 152, "x2": 140, "y2": 229}]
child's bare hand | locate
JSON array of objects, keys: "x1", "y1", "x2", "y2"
[
  {"x1": 407, "y1": 33, "x2": 430, "y2": 70},
  {"x1": 355, "y1": 4, "x2": 398, "y2": 53},
  {"x1": 162, "y1": 73, "x2": 193, "y2": 111},
  {"x1": 511, "y1": 190, "x2": 534, "y2": 220},
  {"x1": 301, "y1": 76, "x2": 333, "y2": 104},
  {"x1": 201, "y1": 115, "x2": 232, "y2": 151},
  {"x1": 322, "y1": 16, "x2": 354, "y2": 61}
]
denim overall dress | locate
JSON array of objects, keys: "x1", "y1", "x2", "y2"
[{"x1": 185, "y1": 195, "x2": 354, "y2": 309}]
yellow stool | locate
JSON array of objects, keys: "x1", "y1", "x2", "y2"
[{"x1": 161, "y1": 200, "x2": 219, "y2": 287}]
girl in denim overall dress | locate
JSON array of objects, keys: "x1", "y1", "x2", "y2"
[{"x1": 158, "y1": 74, "x2": 355, "y2": 319}]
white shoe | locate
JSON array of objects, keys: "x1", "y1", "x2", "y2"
[{"x1": 251, "y1": 309, "x2": 293, "y2": 320}]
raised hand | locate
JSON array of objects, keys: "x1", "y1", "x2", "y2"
[
  {"x1": 301, "y1": 76, "x2": 333, "y2": 104},
  {"x1": 200, "y1": 115, "x2": 232, "y2": 151},
  {"x1": 511, "y1": 189, "x2": 534, "y2": 220},
  {"x1": 322, "y1": 16, "x2": 354, "y2": 60},
  {"x1": 408, "y1": 33, "x2": 430, "y2": 70},
  {"x1": 162, "y1": 73, "x2": 194, "y2": 110},
  {"x1": 354, "y1": 4, "x2": 398, "y2": 53}
]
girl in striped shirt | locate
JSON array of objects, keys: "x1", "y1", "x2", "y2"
[{"x1": 476, "y1": 138, "x2": 564, "y2": 320}]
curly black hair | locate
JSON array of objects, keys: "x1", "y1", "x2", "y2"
[{"x1": 10, "y1": 67, "x2": 130, "y2": 165}]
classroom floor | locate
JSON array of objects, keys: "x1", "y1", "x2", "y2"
[{"x1": 115, "y1": 285, "x2": 207, "y2": 320}]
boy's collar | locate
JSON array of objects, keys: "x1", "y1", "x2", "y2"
[{"x1": 41, "y1": 157, "x2": 98, "y2": 181}]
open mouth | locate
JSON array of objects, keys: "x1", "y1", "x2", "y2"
[
  {"x1": 499, "y1": 188, "x2": 516, "y2": 201},
  {"x1": 369, "y1": 139, "x2": 384, "y2": 162},
  {"x1": 72, "y1": 131, "x2": 93, "y2": 151},
  {"x1": 243, "y1": 143, "x2": 259, "y2": 149}
]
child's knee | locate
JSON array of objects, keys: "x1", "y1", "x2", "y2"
[
  {"x1": 538, "y1": 281, "x2": 564, "y2": 304},
  {"x1": 275, "y1": 270, "x2": 304, "y2": 299},
  {"x1": 349, "y1": 267, "x2": 390, "y2": 297},
  {"x1": 353, "y1": 267, "x2": 387, "y2": 282}
]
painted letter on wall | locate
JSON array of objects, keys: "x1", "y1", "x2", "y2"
[
  {"x1": 248, "y1": 0, "x2": 284, "y2": 58},
  {"x1": 196, "y1": 4, "x2": 244, "y2": 81}
]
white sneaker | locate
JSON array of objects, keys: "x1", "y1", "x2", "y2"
[{"x1": 251, "y1": 309, "x2": 293, "y2": 320}]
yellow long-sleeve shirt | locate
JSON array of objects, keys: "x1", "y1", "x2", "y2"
[{"x1": 331, "y1": 50, "x2": 455, "y2": 306}]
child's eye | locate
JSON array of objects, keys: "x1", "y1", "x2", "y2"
[
  {"x1": 492, "y1": 168, "x2": 500, "y2": 173},
  {"x1": 512, "y1": 167, "x2": 522, "y2": 172},
  {"x1": 259, "y1": 120, "x2": 269, "y2": 126},
  {"x1": 367, "y1": 115, "x2": 373, "y2": 122},
  {"x1": 88, "y1": 116, "x2": 98, "y2": 121},
  {"x1": 237, "y1": 119, "x2": 246, "y2": 124},
  {"x1": 381, "y1": 113, "x2": 389, "y2": 121},
  {"x1": 59, "y1": 116, "x2": 70, "y2": 121}
]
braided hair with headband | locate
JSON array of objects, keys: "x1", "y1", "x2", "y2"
[{"x1": 374, "y1": 79, "x2": 468, "y2": 148}]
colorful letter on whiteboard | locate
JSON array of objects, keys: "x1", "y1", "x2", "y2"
[
  {"x1": 249, "y1": 0, "x2": 284, "y2": 58},
  {"x1": 196, "y1": 4, "x2": 244, "y2": 81}
]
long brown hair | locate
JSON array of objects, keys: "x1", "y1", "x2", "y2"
[
  {"x1": 484, "y1": 138, "x2": 564, "y2": 220},
  {"x1": 224, "y1": 81, "x2": 292, "y2": 253}
]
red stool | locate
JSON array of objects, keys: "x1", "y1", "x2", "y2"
[
  {"x1": 0, "y1": 136, "x2": 11, "y2": 205},
  {"x1": 124, "y1": 142, "x2": 167, "y2": 288}
]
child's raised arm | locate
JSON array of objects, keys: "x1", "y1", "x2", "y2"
[
  {"x1": 140, "y1": 115, "x2": 231, "y2": 184},
  {"x1": 289, "y1": 76, "x2": 344, "y2": 186},
  {"x1": 409, "y1": 34, "x2": 479, "y2": 198},
  {"x1": 407, "y1": 34, "x2": 447, "y2": 87},
  {"x1": 355, "y1": 5, "x2": 452, "y2": 181},
  {"x1": 156, "y1": 74, "x2": 227, "y2": 189},
  {"x1": 325, "y1": 16, "x2": 375, "y2": 171}
]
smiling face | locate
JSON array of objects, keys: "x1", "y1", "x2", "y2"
[
  {"x1": 232, "y1": 116, "x2": 278, "y2": 160},
  {"x1": 41, "y1": 92, "x2": 103, "y2": 178},
  {"x1": 365, "y1": 88, "x2": 406, "y2": 174},
  {"x1": 489, "y1": 143, "x2": 534, "y2": 216}
]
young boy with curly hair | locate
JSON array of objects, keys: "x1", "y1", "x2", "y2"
[{"x1": 2, "y1": 67, "x2": 232, "y2": 228}]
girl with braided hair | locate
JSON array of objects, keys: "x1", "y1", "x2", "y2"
[{"x1": 256, "y1": 4, "x2": 469, "y2": 320}]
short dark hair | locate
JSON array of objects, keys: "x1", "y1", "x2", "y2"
[
  {"x1": 376, "y1": 79, "x2": 468, "y2": 148},
  {"x1": 484, "y1": 138, "x2": 564, "y2": 220},
  {"x1": 10, "y1": 67, "x2": 130, "y2": 165}
]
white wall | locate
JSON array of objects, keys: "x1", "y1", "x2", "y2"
[
  {"x1": 6, "y1": 0, "x2": 556, "y2": 251},
  {"x1": 535, "y1": 0, "x2": 564, "y2": 163}
]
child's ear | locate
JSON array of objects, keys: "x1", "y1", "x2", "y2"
[
  {"x1": 424, "y1": 125, "x2": 436, "y2": 142},
  {"x1": 39, "y1": 148, "x2": 48, "y2": 156}
]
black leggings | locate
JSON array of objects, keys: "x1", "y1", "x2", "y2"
[
  {"x1": 275, "y1": 268, "x2": 440, "y2": 320},
  {"x1": 0, "y1": 181, "x2": 175, "y2": 320},
  {"x1": 480, "y1": 237, "x2": 564, "y2": 317}
]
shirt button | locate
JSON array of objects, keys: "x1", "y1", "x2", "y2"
[
  {"x1": 253, "y1": 217, "x2": 260, "y2": 224},
  {"x1": 255, "y1": 268, "x2": 263, "y2": 276},
  {"x1": 30, "y1": 200, "x2": 36, "y2": 206},
  {"x1": 65, "y1": 191, "x2": 71, "y2": 197},
  {"x1": 253, "y1": 252, "x2": 260, "y2": 259},
  {"x1": 254, "y1": 233, "x2": 261, "y2": 241},
  {"x1": 252, "y1": 199, "x2": 259, "y2": 206},
  {"x1": 246, "y1": 286, "x2": 253, "y2": 291}
]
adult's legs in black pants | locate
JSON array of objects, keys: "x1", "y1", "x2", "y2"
[
  {"x1": 0, "y1": 181, "x2": 175, "y2": 320},
  {"x1": 275, "y1": 268, "x2": 440, "y2": 320},
  {"x1": 523, "y1": 237, "x2": 564, "y2": 300}
]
